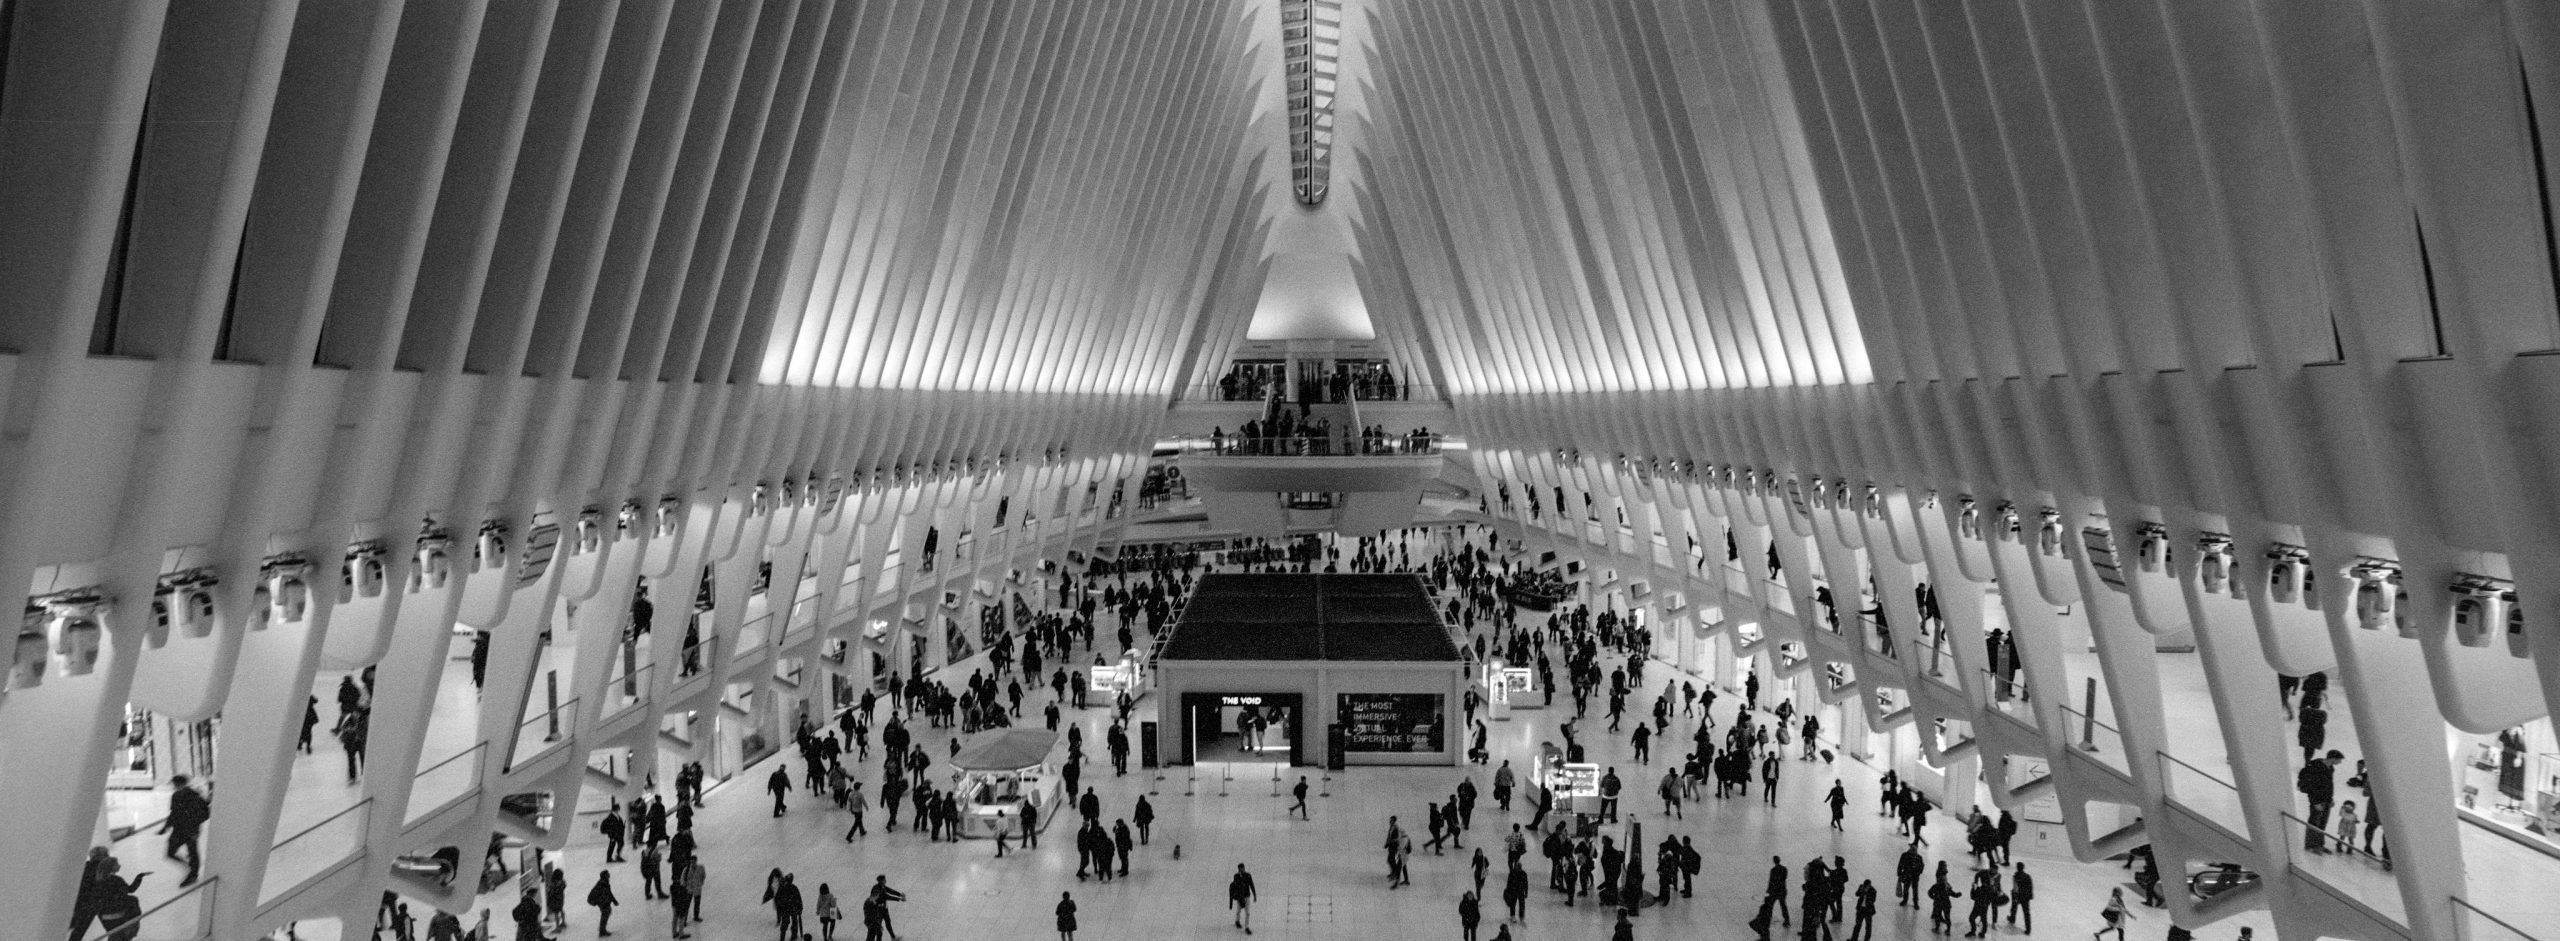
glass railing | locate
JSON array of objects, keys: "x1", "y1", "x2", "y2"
[
  {"x1": 2453, "y1": 895, "x2": 2545, "y2": 941},
  {"x1": 737, "y1": 612, "x2": 772, "y2": 651},
  {"x1": 1980, "y1": 669, "x2": 2030, "y2": 715},
  {"x1": 604, "y1": 657, "x2": 651, "y2": 714},
  {"x1": 2157, "y1": 751, "x2": 2250, "y2": 839},
  {"x1": 2283, "y1": 812, "x2": 2406, "y2": 927},
  {"x1": 262, "y1": 800, "x2": 370, "y2": 903},
  {"x1": 1862, "y1": 616, "x2": 1898, "y2": 658},
  {"x1": 1181, "y1": 380, "x2": 1449, "y2": 403},
  {"x1": 1777, "y1": 642, "x2": 1808, "y2": 670},
  {"x1": 1195, "y1": 435, "x2": 1445, "y2": 457},
  {"x1": 125, "y1": 874, "x2": 215, "y2": 941},
  {"x1": 2063, "y1": 706, "x2": 2128, "y2": 771},
  {"x1": 677, "y1": 635, "x2": 708, "y2": 678},
  {"x1": 1910, "y1": 635, "x2": 1957, "y2": 684},
  {"x1": 404, "y1": 744, "x2": 485, "y2": 824},
  {"x1": 505, "y1": 697, "x2": 576, "y2": 772}
]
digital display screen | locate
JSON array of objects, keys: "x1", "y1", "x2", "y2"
[{"x1": 1338, "y1": 693, "x2": 1444, "y2": 752}]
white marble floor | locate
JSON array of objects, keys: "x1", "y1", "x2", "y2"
[{"x1": 368, "y1": 639, "x2": 2284, "y2": 941}]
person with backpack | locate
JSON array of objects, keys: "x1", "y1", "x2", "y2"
[{"x1": 586, "y1": 871, "x2": 619, "y2": 936}]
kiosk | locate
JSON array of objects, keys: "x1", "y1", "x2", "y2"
[
  {"x1": 1089, "y1": 653, "x2": 1146, "y2": 701},
  {"x1": 1483, "y1": 658, "x2": 1538, "y2": 720},
  {"x1": 1154, "y1": 574, "x2": 1468, "y2": 767},
  {"x1": 948, "y1": 728, "x2": 1061, "y2": 838}
]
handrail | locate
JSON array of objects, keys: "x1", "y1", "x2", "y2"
[
  {"x1": 2453, "y1": 895, "x2": 2545, "y2": 941},
  {"x1": 263, "y1": 799, "x2": 371, "y2": 903},
  {"x1": 1188, "y1": 434, "x2": 1446, "y2": 457},
  {"x1": 2155, "y1": 750, "x2": 2250, "y2": 839},
  {"x1": 1979, "y1": 668, "x2": 2028, "y2": 710},
  {"x1": 2280, "y1": 811, "x2": 2407, "y2": 928},
  {"x1": 272, "y1": 799, "x2": 367, "y2": 849},
  {"x1": 2061, "y1": 706, "x2": 2127, "y2": 768},
  {"x1": 405, "y1": 743, "x2": 487, "y2": 824},
  {"x1": 126, "y1": 874, "x2": 215, "y2": 941},
  {"x1": 506, "y1": 697, "x2": 579, "y2": 772}
]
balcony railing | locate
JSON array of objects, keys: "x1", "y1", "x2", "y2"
[
  {"x1": 1195, "y1": 434, "x2": 1445, "y2": 457},
  {"x1": 506, "y1": 697, "x2": 577, "y2": 772},
  {"x1": 2156, "y1": 751, "x2": 2250, "y2": 839},
  {"x1": 1980, "y1": 668, "x2": 2030, "y2": 716},
  {"x1": 263, "y1": 800, "x2": 369, "y2": 903},
  {"x1": 1862, "y1": 615, "x2": 1897, "y2": 659},
  {"x1": 604, "y1": 659, "x2": 652, "y2": 717},
  {"x1": 2283, "y1": 812, "x2": 2406, "y2": 928},
  {"x1": 404, "y1": 743, "x2": 486, "y2": 824},
  {"x1": 2062, "y1": 705, "x2": 2128, "y2": 772},
  {"x1": 126, "y1": 874, "x2": 215, "y2": 941},
  {"x1": 2453, "y1": 895, "x2": 2544, "y2": 941}
]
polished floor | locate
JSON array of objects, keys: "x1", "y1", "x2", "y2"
[{"x1": 337, "y1": 639, "x2": 2286, "y2": 941}]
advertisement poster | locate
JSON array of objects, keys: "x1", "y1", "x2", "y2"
[{"x1": 1338, "y1": 693, "x2": 1444, "y2": 752}]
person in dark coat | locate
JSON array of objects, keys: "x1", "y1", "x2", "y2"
[
  {"x1": 1459, "y1": 890, "x2": 1483, "y2": 941},
  {"x1": 587, "y1": 871, "x2": 620, "y2": 935},
  {"x1": 1230, "y1": 864, "x2": 1259, "y2": 934},
  {"x1": 1055, "y1": 891, "x2": 1079, "y2": 941},
  {"x1": 163, "y1": 775, "x2": 212, "y2": 886}
]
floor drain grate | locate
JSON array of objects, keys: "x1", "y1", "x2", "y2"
[{"x1": 1283, "y1": 894, "x2": 1336, "y2": 923}]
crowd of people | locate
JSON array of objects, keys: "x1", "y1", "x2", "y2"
[{"x1": 80, "y1": 523, "x2": 2303, "y2": 941}]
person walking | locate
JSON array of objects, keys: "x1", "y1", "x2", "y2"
[
  {"x1": 587, "y1": 871, "x2": 619, "y2": 936},
  {"x1": 1827, "y1": 781, "x2": 1849, "y2": 831},
  {"x1": 1927, "y1": 869, "x2": 1957, "y2": 934},
  {"x1": 769, "y1": 764, "x2": 793, "y2": 817},
  {"x1": 1113, "y1": 819, "x2": 1135, "y2": 876},
  {"x1": 162, "y1": 775, "x2": 212, "y2": 886},
  {"x1": 869, "y1": 875, "x2": 907, "y2": 941},
  {"x1": 1291, "y1": 776, "x2": 1310, "y2": 819},
  {"x1": 1131, "y1": 796, "x2": 1151, "y2": 844},
  {"x1": 667, "y1": 864, "x2": 695, "y2": 938},
  {"x1": 1762, "y1": 752, "x2": 1783, "y2": 806},
  {"x1": 1459, "y1": 889, "x2": 1483, "y2": 941},
  {"x1": 817, "y1": 884, "x2": 843, "y2": 941},
  {"x1": 1503, "y1": 862, "x2": 1530, "y2": 922},
  {"x1": 2093, "y1": 887, "x2": 2129, "y2": 940},
  {"x1": 1055, "y1": 891, "x2": 1079, "y2": 941},
  {"x1": 1493, "y1": 761, "x2": 1516, "y2": 811},
  {"x1": 774, "y1": 873, "x2": 805, "y2": 941},
  {"x1": 1850, "y1": 879, "x2": 1878, "y2": 941},
  {"x1": 2008, "y1": 863, "x2": 2034, "y2": 933},
  {"x1": 1230, "y1": 863, "x2": 1259, "y2": 934},
  {"x1": 1472, "y1": 847, "x2": 1491, "y2": 895},
  {"x1": 1762, "y1": 856, "x2": 1792, "y2": 927},
  {"x1": 600, "y1": 804, "x2": 627, "y2": 862}
]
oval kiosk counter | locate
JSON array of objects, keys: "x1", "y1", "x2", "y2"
[{"x1": 949, "y1": 728, "x2": 1061, "y2": 838}]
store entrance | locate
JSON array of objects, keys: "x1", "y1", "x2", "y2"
[{"x1": 1181, "y1": 693, "x2": 1303, "y2": 766}]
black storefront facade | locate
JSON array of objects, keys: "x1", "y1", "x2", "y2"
[{"x1": 1153, "y1": 574, "x2": 1467, "y2": 768}]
